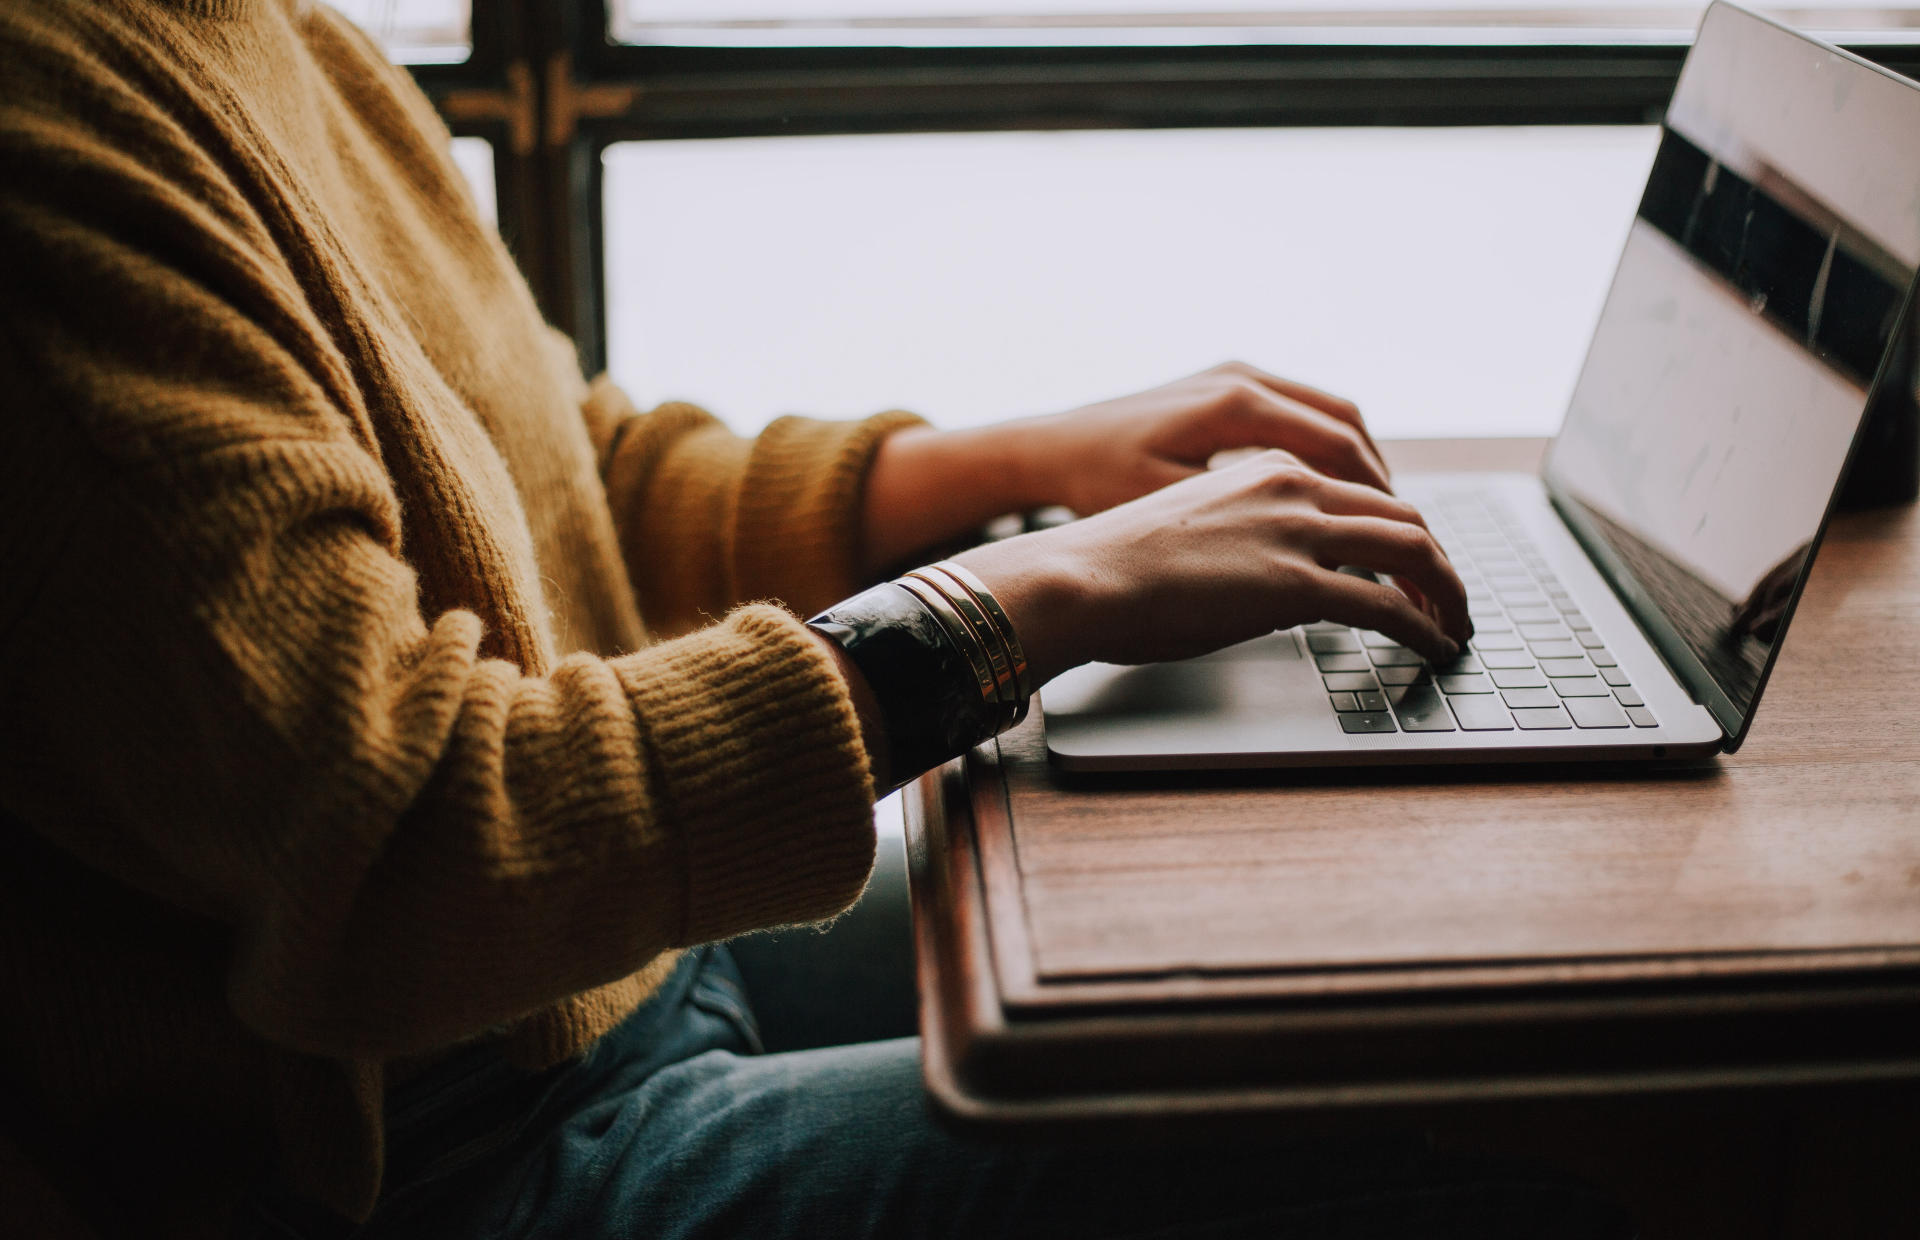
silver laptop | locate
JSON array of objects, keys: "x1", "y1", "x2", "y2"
[{"x1": 1044, "y1": 2, "x2": 1920, "y2": 772}]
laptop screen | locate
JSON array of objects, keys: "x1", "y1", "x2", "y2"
[{"x1": 1541, "y1": 2, "x2": 1920, "y2": 746}]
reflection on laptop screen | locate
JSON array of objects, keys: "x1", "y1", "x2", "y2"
[{"x1": 1543, "y1": 2, "x2": 1920, "y2": 734}]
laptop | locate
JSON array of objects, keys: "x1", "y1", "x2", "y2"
[{"x1": 1043, "y1": 2, "x2": 1920, "y2": 772}]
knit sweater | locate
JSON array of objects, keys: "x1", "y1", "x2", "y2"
[{"x1": 0, "y1": 1, "x2": 918, "y2": 1233}]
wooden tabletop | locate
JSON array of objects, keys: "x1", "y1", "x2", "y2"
[{"x1": 906, "y1": 437, "x2": 1920, "y2": 1125}]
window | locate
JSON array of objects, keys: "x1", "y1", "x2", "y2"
[
  {"x1": 448, "y1": 137, "x2": 498, "y2": 224},
  {"x1": 608, "y1": 0, "x2": 1920, "y2": 46},
  {"x1": 604, "y1": 126, "x2": 1658, "y2": 437},
  {"x1": 325, "y1": 0, "x2": 471, "y2": 64},
  {"x1": 348, "y1": 2, "x2": 1920, "y2": 426}
]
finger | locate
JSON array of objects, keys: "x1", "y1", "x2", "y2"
[
  {"x1": 1302, "y1": 475, "x2": 1431, "y2": 533},
  {"x1": 1307, "y1": 479, "x2": 1464, "y2": 591},
  {"x1": 1308, "y1": 568, "x2": 1459, "y2": 663},
  {"x1": 1308, "y1": 516, "x2": 1471, "y2": 645},
  {"x1": 1229, "y1": 388, "x2": 1392, "y2": 493},
  {"x1": 1219, "y1": 361, "x2": 1385, "y2": 470}
]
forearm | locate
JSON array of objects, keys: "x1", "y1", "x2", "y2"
[{"x1": 860, "y1": 422, "x2": 1055, "y2": 576}]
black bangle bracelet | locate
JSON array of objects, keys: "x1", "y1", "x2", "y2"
[{"x1": 807, "y1": 582, "x2": 1003, "y2": 789}]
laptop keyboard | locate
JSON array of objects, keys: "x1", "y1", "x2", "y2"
[{"x1": 1311, "y1": 492, "x2": 1660, "y2": 735}]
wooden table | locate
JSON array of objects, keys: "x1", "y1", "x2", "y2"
[{"x1": 905, "y1": 437, "x2": 1920, "y2": 1229}]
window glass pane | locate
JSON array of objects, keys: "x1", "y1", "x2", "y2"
[
  {"x1": 611, "y1": 1, "x2": 1920, "y2": 46},
  {"x1": 604, "y1": 127, "x2": 1659, "y2": 440},
  {"x1": 448, "y1": 137, "x2": 497, "y2": 225},
  {"x1": 323, "y1": 0, "x2": 471, "y2": 64}
]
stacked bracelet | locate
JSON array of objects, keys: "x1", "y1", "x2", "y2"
[{"x1": 806, "y1": 562, "x2": 1033, "y2": 789}]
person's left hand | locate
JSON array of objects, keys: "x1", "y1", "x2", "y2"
[
  {"x1": 1015, "y1": 360, "x2": 1391, "y2": 516},
  {"x1": 861, "y1": 361, "x2": 1393, "y2": 576}
]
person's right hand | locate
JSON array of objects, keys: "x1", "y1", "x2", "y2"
[{"x1": 950, "y1": 449, "x2": 1470, "y2": 688}]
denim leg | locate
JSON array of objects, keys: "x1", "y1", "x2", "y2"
[
  {"x1": 471, "y1": 1025, "x2": 1628, "y2": 1239},
  {"x1": 242, "y1": 946, "x2": 1631, "y2": 1240}
]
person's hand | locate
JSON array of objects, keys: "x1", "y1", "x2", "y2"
[
  {"x1": 1015, "y1": 360, "x2": 1391, "y2": 516},
  {"x1": 860, "y1": 361, "x2": 1390, "y2": 574},
  {"x1": 950, "y1": 449, "x2": 1468, "y2": 689}
]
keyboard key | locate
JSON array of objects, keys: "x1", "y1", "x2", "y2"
[
  {"x1": 1539, "y1": 657, "x2": 1592, "y2": 677},
  {"x1": 1553, "y1": 677, "x2": 1612, "y2": 697},
  {"x1": 1553, "y1": 596, "x2": 1581, "y2": 613},
  {"x1": 1577, "y1": 630, "x2": 1607, "y2": 649},
  {"x1": 1614, "y1": 688, "x2": 1645, "y2": 707},
  {"x1": 1566, "y1": 697, "x2": 1630, "y2": 728},
  {"x1": 1601, "y1": 667, "x2": 1632, "y2": 687},
  {"x1": 1519, "y1": 622, "x2": 1571, "y2": 641},
  {"x1": 1306, "y1": 621, "x2": 1347, "y2": 631},
  {"x1": 1513, "y1": 706, "x2": 1574, "y2": 729},
  {"x1": 1391, "y1": 684, "x2": 1457, "y2": 732},
  {"x1": 1339, "y1": 711, "x2": 1397, "y2": 734},
  {"x1": 1509, "y1": 606, "x2": 1560, "y2": 624},
  {"x1": 1308, "y1": 631, "x2": 1360, "y2": 653},
  {"x1": 1478, "y1": 649, "x2": 1538, "y2": 669},
  {"x1": 1470, "y1": 631, "x2": 1525, "y2": 650},
  {"x1": 1438, "y1": 673, "x2": 1494, "y2": 694},
  {"x1": 1490, "y1": 667, "x2": 1548, "y2": 688},
  {"x1": 1468, "y1": 603, "x2": 1506, "y2": 621},
  {"x1": 1587, "y1": 646, "x2": 1618, "y2": 667},
  {"x1": 1626, "y1": 706, "x2": 1660, "y2": 728},
  {"x1": 1315, "y1": 653, "x2": 1372, "y2": 673},
  {"x1": 1329, "y1": 691, "x2": 1360, "y2": 712},
  {"x1": 1448, "y1": 695, "x2": 1516, "y2": 730},
  {"x1": 1323, "y1": 672, "x2": 1379, "y2": 692},
  {"x1": 1360, "y1": 630, "x2": 1405, "y2": 648},
  {"x1": 1376, "y1": 666, "x2": 1423, "y2": 686},
  {"x1": 1469, "y1": 616, "x2": 1514, "y2": 632},
  {"x1": 1497, "y1": 591, "x2": 1548, "y2": 608},
  {"x1": 1432, "y1": 653, "x2": 1484, "y2": 675},
  {"x1": 1355, "y1": 690, "x2": 1389, "y2": 712},
  {"x1": 1562, "y1": 611, "x2": 1589, "y2": 629},
  {"x1": 1528, "y1": 640, "x2": 1585, "y2": 660},
  {"x1": 1501, "y1": 687, "x2": 1561, "y2": 709},
  {"x1": 1369, "y1": 647, "x2": 1426, "y2": 667}
]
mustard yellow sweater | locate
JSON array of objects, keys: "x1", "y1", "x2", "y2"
[{"x1": 0, "y1": 1, "x2": 917, "y2": 1232}]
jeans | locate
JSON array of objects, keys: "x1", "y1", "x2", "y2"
[{"x1": 238, "y1": 841, "x2": 1631, "y2": 1240}]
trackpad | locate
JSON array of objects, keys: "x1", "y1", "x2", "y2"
[{"x1": 1042, "y1": 631, "x2": 1304, "y2": 722}]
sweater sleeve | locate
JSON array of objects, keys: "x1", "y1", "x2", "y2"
[
  {"x1": 579, "y1": 374, "x2": 927, "y2": 637},
  {"x1": 0, "y1": 42, "x2": 876, "y2": 1060}
]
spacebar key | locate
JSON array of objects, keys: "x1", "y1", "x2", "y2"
[
  {"x1": 1390, "y1": 684, "x2": 1457, "y2": 732},
  {"x1": 1447, "y1": 694, "x2": 1516, "y2": 731}
]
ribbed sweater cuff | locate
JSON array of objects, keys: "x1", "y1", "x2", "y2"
[
  {"x1": 734, "y1": 410, "x2": 928, "y2": 610},
  {"x1": 616, "y1": 605, "x2": 878, "y2": 944}
]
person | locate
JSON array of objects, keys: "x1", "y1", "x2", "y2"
[{"x1": 0, "y1": 2, "x2": 1623, "y2": 1237}]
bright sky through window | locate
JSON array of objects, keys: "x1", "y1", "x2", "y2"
[{"x1": 604, "y1": 126, "x2": 1660, "y2": 439}]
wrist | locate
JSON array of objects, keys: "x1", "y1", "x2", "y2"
[
  {"x1": 862, "y1": 422, "x2": 1060, "y2": 574},
  {"x1": 949, "y1": 532, "x2": 1095, "y2": 689}
]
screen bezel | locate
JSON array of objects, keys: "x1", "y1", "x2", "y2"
[{"x1": 1539, "y1": 1, "x2": 1920, "y2": 752}]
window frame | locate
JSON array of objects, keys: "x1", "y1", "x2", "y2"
[{"x1": 394, "y1": 2, "x2": 1920, "y2": 373}]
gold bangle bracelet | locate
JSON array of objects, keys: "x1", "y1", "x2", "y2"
[
  {"x1": 929, "y1": 560, "x2": 1032, "y2": 703},
  {"x1": 916, "y1": 566, "x2": 1025, "y2": 729},
  {"x1": 894, "y1": 576, "x2": 1005, "y2": 727},
  {"x1": 919, "y1": 564, "x2": 1029, "y2": 730},
  {"x1": 904, "y1": 568, "x2": 1018, "y2": 714}
]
